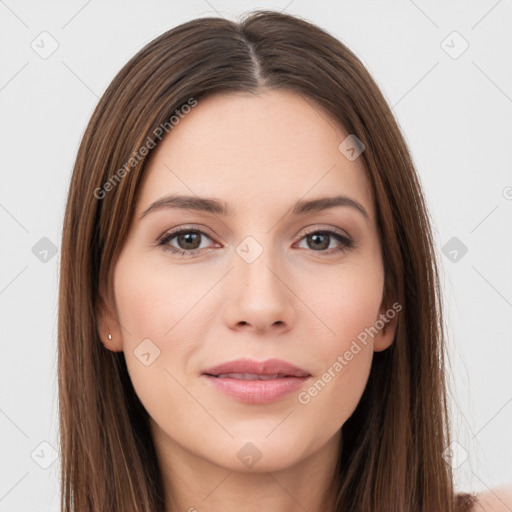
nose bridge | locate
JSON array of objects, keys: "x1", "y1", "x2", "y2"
[
  {"x1": 235, "y1": 234, "x2": 283, "y2": 300},
  {"x1": 225, "y1": 233, "x2": 295, "y2": 331}
]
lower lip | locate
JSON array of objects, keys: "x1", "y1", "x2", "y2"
[{"x1": 202, "y1": 375, "x2": 309, "y2": 404}]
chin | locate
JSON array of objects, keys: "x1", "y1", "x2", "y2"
[{"x1": 199, "y1": 431, "x2": 318, "y2": 474}]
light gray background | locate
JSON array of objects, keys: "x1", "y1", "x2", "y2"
[{"x1": 1, "y1": 1, "x2": 511, "y2": 510}]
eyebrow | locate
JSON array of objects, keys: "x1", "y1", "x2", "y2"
[{"x1": 139, "y1": 193, "x2": 369, "y2": 220}]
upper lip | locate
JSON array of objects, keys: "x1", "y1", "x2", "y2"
[{"x1": 202, "y1": 358, "x2": 311, "y2": 378}]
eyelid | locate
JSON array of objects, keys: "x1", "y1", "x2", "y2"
[
  {"x1": 157, "y1": 224, "x2": 217, "y2": 243},
  {"x1": 298, "y1": 224, "x2": 351, "y2": 239},
  {"x1": 158, "y1": 223, "x2": 351, "y2": 243}
]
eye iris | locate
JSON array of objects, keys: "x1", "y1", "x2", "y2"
[
  {"x1": 178, "y1": 232, "x2": 201, "y2": 250},
  {"x1": 308, "y1": 233, "x2": 329, "y2": 250}
]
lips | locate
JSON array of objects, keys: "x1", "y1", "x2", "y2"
[
  {"x1": 201, "y1": 358, "x2": 311, "y2": 404},
  {"x1": 202, "y1": 358, "x2": 311, "y2": 379},
  {"x1": 214, "y1": 373, "x2": 289, "y2": 380}
]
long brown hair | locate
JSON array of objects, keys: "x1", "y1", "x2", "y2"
[{"x1": 58, "y1": 10, "x2": 476, "y2": 511}]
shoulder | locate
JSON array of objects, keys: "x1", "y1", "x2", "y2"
[{"x1": 471, "y1": 486, "x2": 512, "y2": 511}]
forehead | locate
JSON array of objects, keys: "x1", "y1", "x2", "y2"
[{"x1": 136, "y1": 89, "x2": 374, "y2": 220}]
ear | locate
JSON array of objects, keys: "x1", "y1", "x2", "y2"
[
  {"x1": 95, "y1": 282, "x2": 124, "y2": 352},
  {"x1": 373, "y1": 300, "x2": 401, "y2": 352}
]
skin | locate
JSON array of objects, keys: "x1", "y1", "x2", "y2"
[
  {"x1": 97, "y1": 89, "x2": 399, "y2": 512},
  {"x1": 474, "y1": 487, "x2": 512, "y2": 512}
]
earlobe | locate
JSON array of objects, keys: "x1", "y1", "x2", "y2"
[
  {"x1": 95, "y1": 288, "x2": 124, "y2": 352},
  {"x1": 373, "y1": 302, "x2": 399, "y2": 352},
  {"x1": 101, "y1": 310, "x2": 114, "y2": 347}
]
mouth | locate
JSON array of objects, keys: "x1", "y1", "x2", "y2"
[
  {"x1": 202, "y1": 357, "x2": 310, "y2": 378},
  {"x1": 207, "y1": 372, "x2": 299, "y2": 380},
  {"x1": 201, "y1": 358, "x2": 311, "y2": 404}
]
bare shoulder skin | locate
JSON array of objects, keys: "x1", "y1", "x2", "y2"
[{"x1": 472, "y1": 486, "x2": 512, "y2": 512}]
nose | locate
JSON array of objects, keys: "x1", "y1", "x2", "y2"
[{"x1": 221, "y1": 243, "x2": 295, "y2": 334}]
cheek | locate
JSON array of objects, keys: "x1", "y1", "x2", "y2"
[
  {"x1": 294, "y1": 255, "x2": 384, "y2": 347},
  {"x1": 300, "y1": 341, "x2": 373, "y2": 420},
  {"x1": 113, "y1": 250, "x2": 215, "y2": 346},
  {"x1": 112, "y1": 251, "x2": 216, "y2": 419},
  {"x1": 292, "y1": 260, "x2": 382, "y2": 426},
  {"x1": 296, "y1": 305, "x2": 375, "y2": 438}
]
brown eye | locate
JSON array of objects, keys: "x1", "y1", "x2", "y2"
[
  {"x1": 306, "y1": 233, "x2": 330, "y2": 250},
  {"x1": 296, "y1": 229, "x2": 354, "y2": 254},
  {"x1": 158, "y1": 228, "x2": 216, "y2": 255},
  {"x1": 175, "y1": 232, "x2": 202, "y2": 250}
]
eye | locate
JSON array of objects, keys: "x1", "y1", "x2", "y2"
[
  {"x1": 295, "y1": 228, "x2": 354, "y2": 254},
  {"x1": 157, "y1": 227, "x2": 218, "y2": 256}
]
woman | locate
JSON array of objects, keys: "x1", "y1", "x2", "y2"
[{"x1": 58, "y1": 9, "x2": 504, "y2": 511}]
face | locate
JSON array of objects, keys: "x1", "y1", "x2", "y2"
[{"x1": 98, "y1": 89, "x2": 397, "y2": 474}]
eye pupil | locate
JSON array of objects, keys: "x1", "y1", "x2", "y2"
[
  {"x1": 308, "y1": 233, "x2": 329, "y2": 250},
  {"x1": 178, "y1": 232, "x2": 201, "y2": 250}
]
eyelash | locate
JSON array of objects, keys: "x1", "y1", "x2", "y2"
[{"x1": 156, "y1": 225, "x2": 355, "y2": 257}]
